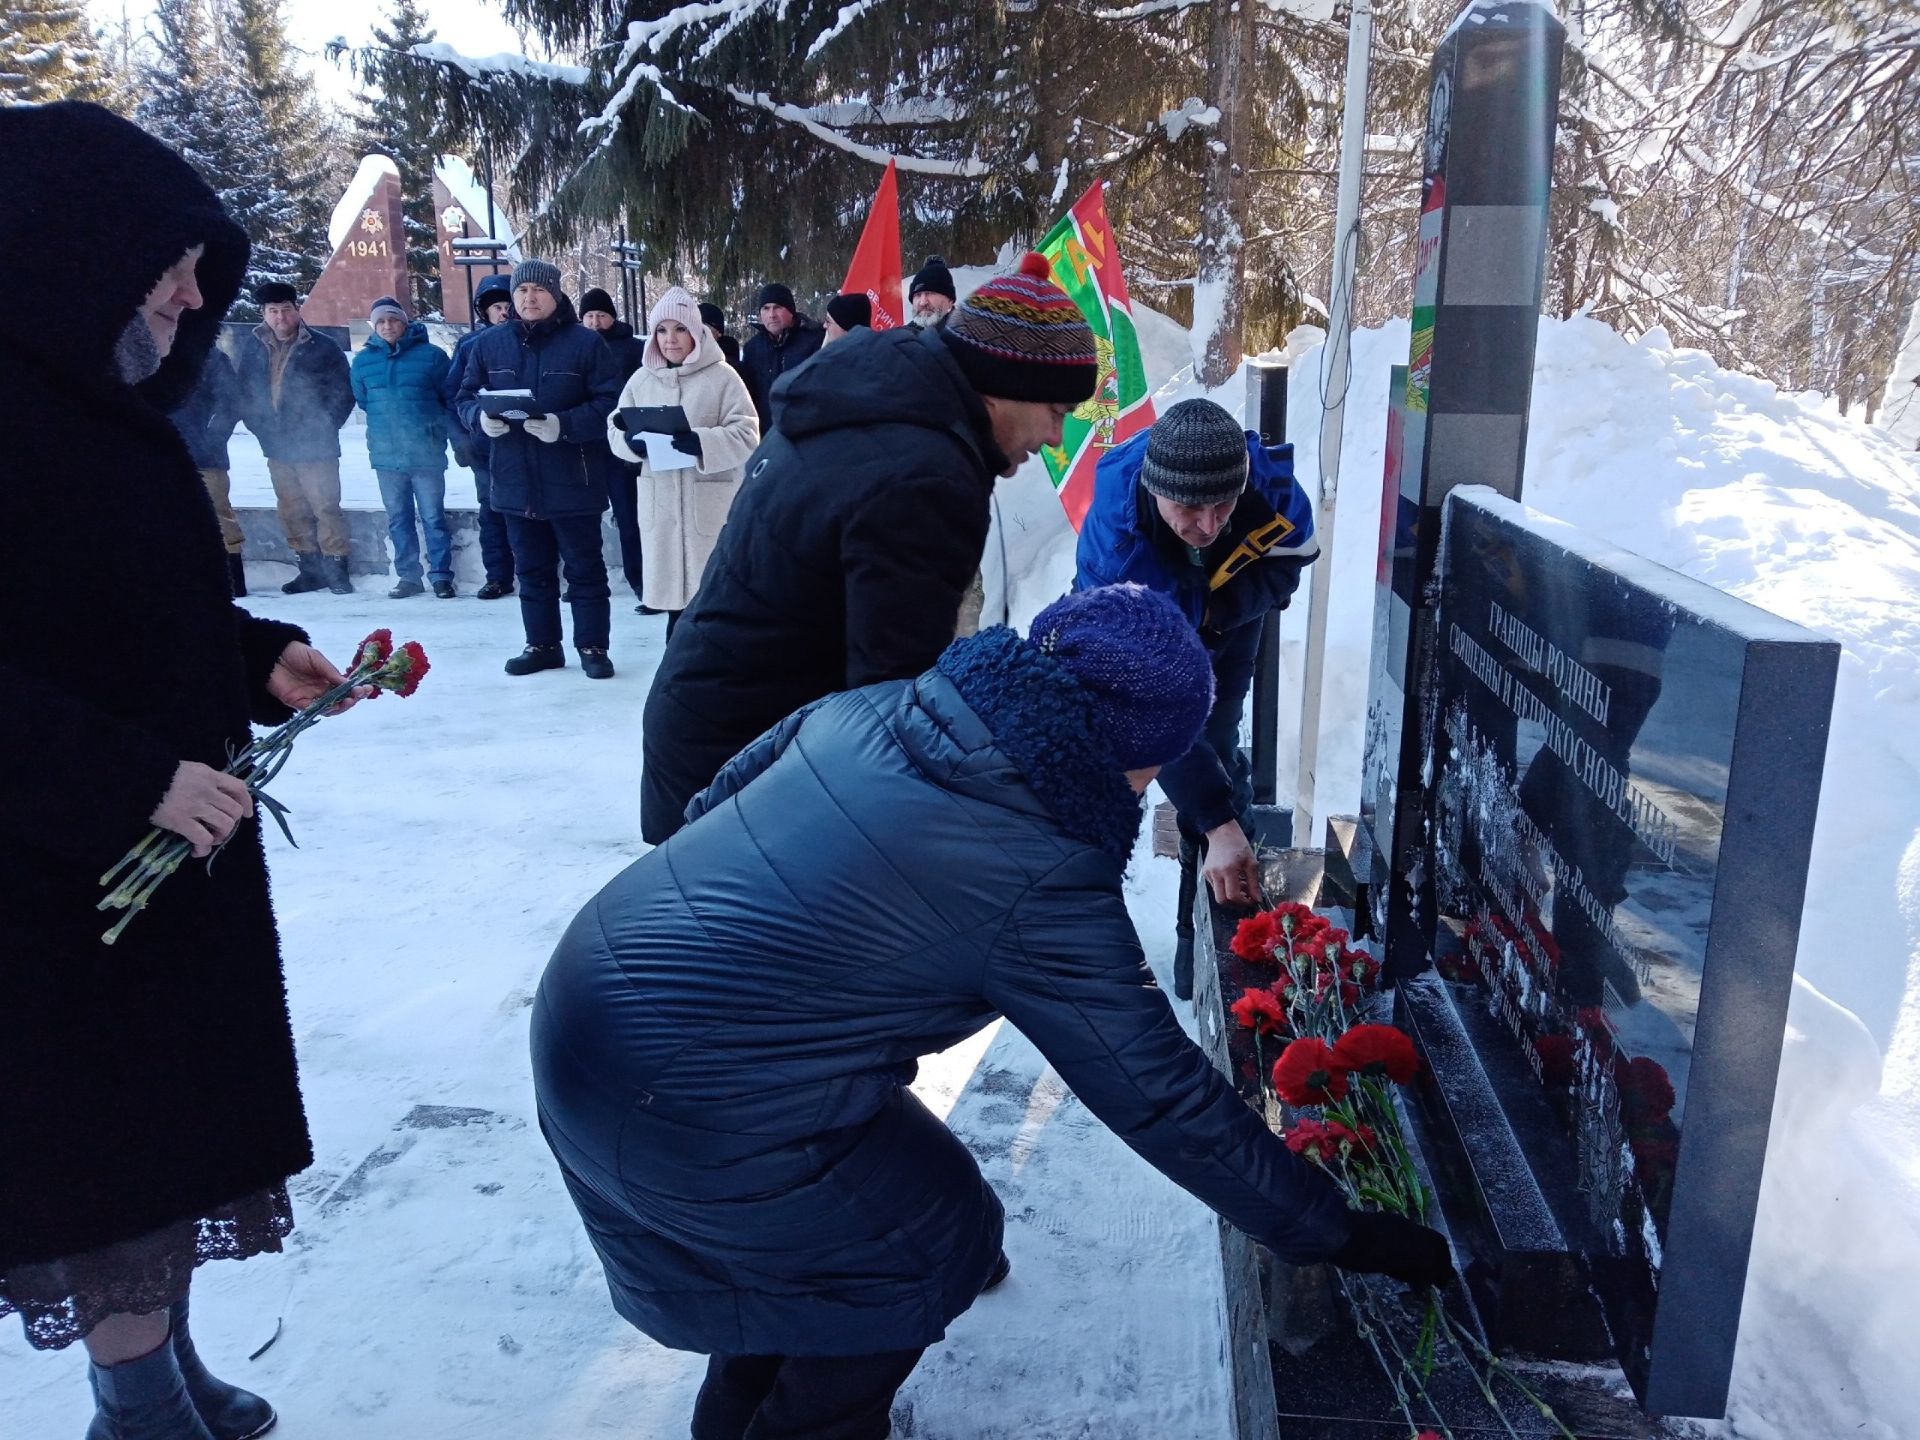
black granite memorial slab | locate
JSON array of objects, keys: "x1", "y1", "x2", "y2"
[{"x1": 1424, "y1": 487, "x2": 1838, "y2": 1417}]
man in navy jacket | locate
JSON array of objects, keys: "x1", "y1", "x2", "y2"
[
  {"x1": 442, "y1": 272, "x2": 516, "y2": 598},
  {"x1": 1074, "y1": 398, "x2": 1318, "y2": 997},
  {"x1": 457, "y1": 260, "x2": 624, "y2": 678}
]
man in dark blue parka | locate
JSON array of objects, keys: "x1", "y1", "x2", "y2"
[
  {"x1": 442, "y1": 272, "x2": 516, "y2": 598},
  {"x1": 457, "y1": 259, "x2": 624, "y2": 678},
  {"x1": 534, "y1": 585, "x2": 1450, "y2": 1440},
  {"x1": 1076, "y1": 398, "x2": 1319, "y2": 999}
]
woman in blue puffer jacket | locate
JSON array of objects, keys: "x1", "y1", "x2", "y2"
[
  {"x1": 532, "y1": 583, "x2": 1453, "y2": 1440},
  {"x1": 350, "y1": 297, "x2": 453, "y2": 597}
]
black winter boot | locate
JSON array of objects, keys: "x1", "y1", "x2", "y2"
[
  {"x1": 225, "y1": 555, "x2": 247, "y2": 598},
  {"x1": 980, "y1": 1250, "x2": 1013, "y2": 1294},
  {"x1": 578, "y1": 648, "x2": 615, "y2": 680},
  {"x1": 85, "y1": 1328, "x2": 216, "y2": 1440},
  {"x1": 504, "y1": 644, "x2": 566, "y2": 676},
  {"x1": 168, "y1": 1299, "x2": 275, "y2": 1440},
  {"x1": 279, "y1": 554, "x2": 325, "y2": 595},
  {"x1": 321, "y1": 556, "x2": 353, "y2": 595},
  {"x1": 477, "y1": 580, "x2": 513, "y2": 600}
]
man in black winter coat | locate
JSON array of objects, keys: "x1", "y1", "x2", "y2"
[
  {"x1": 168, "y1": 345, "x2": 246, "y2": 597},
  {"x1": 457, "y1": 260, "x2": 624, "y2": 679},
  {"x1": 442, "y1": 272, "x2": 517, "y2": 598},
  {"x1": 738, "y1": 282, "x2": 825, "y2": 431},
  {"x1": 640, "y1": 252, "x2": 1100, "y2": 844},
  {"x1": 233, "y1": 282, "x2": 356, "y2": 596},
  {"x1": 580, "y1": 286, "x2": 648, "y2": 608}
]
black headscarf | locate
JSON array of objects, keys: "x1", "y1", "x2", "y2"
[{"x1": 0, "y1": 102, "x2": 249, "y2": 412}]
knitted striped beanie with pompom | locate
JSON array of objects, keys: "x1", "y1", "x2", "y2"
[{"x1": 939, "y1": 252, "x2": 1098, "y2": 405}]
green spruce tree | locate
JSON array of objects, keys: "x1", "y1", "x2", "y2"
[
  {"x1": 138, "y1": 0, "x2": 304, "y2": 314},
  {"x1": 0, "y1": 0, "x2": 114, "y2": 103},
  {"x1": 351, "y1": 0, "x2": 444, "y2": 315},
  {"x1": 223, "y1": 0, "x2": 344, "y2": 293}
]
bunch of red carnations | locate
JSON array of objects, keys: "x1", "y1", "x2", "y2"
[{"x1": 97, "y1": 629, "x2": 429, "y2": 944}]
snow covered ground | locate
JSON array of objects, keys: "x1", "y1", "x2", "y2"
[
  {"x1": 0, "y1": 587, "x2": 1235, "y2": 1439},
  {"x1": 11, "y1": 290, "x2": 1919, "y2": 1436}
]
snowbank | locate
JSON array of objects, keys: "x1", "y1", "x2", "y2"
[{"x1": 991, "y1": 301, "x2": 1920, "y2": 1436}]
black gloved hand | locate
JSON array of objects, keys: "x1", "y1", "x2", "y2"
[
  {"x1": 669, "y1": 428, "x2": 702, "y2": 459},
  {"x1": 1330, "y1": 1210, "x2": 1456, "y2": 1289}
]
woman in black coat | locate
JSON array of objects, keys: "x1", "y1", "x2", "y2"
[
  {"x1": 0, "y1": 103, "x2": 368, "y2": 1440},
  {"x1": 535, "y1": 584, "x2": 1452, "y2": 1440}
]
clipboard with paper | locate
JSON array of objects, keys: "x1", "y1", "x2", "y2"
[{"x1": 620, "y1": 405, "x2": 697, "y2": 472}]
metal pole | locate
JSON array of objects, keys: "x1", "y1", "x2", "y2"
[
  {"x1": 1247, "y1": 359, "x2": 1288, "y2": 809},
  {"x1": 1292, "y1": 0, "x2": 1373, "y2": 848},
  {"x1": 461, "y1": 219, "x2": 476, "y2": 329}
]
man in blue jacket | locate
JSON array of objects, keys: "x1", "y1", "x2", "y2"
[
  {"x1": 352, "y1": 297, "x2": 453, "y2": 598},
  {"x1": 443, "y1": 273, "x2": 516, "y2": 599},
  {"x1": 534, "y1": 585, "x2": 1449, "y2": 1440},
  {"x1": 457, "y1": 259, "x2": 624, "y2": 679},
  {"x1": 1075, "y1": 398, "x2": 1319, "y2": 998}
]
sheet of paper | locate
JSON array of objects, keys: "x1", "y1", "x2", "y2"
[{"x1": 642, "y1": 431, "x2": 697, "y2": 472}]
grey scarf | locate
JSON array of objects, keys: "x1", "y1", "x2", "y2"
[{"x1": 113, "y1": 314, "x2": 163, "y2": 386}]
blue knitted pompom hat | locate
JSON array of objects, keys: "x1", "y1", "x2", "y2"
[{"x1": 1029, "y1": 584, "x2": 1214, "y2": 769}]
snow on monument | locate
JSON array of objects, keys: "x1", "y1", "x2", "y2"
[
  {"x1": 303, "y1": 155, "x2": 406, "y2": 328},
  {"x1": 433, "y1": 154, "x2": 517, "y2": 325}
]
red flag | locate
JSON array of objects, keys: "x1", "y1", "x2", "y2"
[{"x1": 841, "y1": 160, "x2": 904, "y2": 330}]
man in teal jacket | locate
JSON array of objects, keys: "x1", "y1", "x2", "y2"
[{"x1": 351, "y1": 297, "x2": 454, "y2": 598}]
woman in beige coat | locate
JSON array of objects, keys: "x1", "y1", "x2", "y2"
[{"x1": 607, "y1": 287, "x2": 760, "y2": 634}]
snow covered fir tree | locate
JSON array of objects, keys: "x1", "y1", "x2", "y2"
[
  {"x1": 135, "y1": 0, "x2": 307, "y2": 304},
  {"x1": 349, "y1": 0, "x2": 444, "y2": 316},
  {"x1": 0, "y1": 0, "x2": 115, "y2": 103}
]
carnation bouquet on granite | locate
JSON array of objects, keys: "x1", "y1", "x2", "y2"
[
  {"x1": 97, "y1": 630, "x2": 429, "y2": 944},
  {"x1": 1229, "y1": 900, "x2": 1578, "y2": 1440}
]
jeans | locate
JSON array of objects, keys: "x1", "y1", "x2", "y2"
[
  {"x1": 504, "y1": 511, "x2": 610, "y2": 650},
  {"x1": 266, "y1": 458, "x2": 349, "y2": 557},
  {"x1": 606, "y1": 466, "x2": 644, "y2": 596},
  {"x1": 471, "y1": 467, "x2": 515, "y2": 584},
  {"x1": 376, "y1": 469, "x2": 453, "y2": 584},
  {"x1": 689, "y1": 1347, "x2": 926, "y2": 1440}
]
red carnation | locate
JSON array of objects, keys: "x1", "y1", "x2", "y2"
[
  {"x1": 1338, "y1": 949, "x2": 1381, "y2": 989},
  {"x1": 1272, "y1": 1037, "x2": 1348, "y2": 1105},
  {"x1": 1437, "y1": 949, "x2": 1484, "y2": 985},
  {"x1": 1314, "y1": 970, "x2": 1363, "y2": 1007},
  {"x1": 1284, "y1": 1116, "x2": 1340, "y2": 1163},
  {"x1": 1229, "y1": 986, "x2": 1290, "y2": 1037},
  {"x1": 1331, "y1": 1024, "x2": 1419, "y2": 1084},
  {"x1": 375, "y1": 639, "x2": 432, "y2": 698},
  {"x1": 351, "y1": 628, "x2": 395, "y2": 673},
  {"x1": 1534, "y1": 1032, "x2": 1576, "y2": 1089},
  {"x1": 1327, "y1": 1119, "x2": 1378, "y2": 1155},
  {"x1": 1232, "y1": 910, "x2": 1281, "y2": 963}
]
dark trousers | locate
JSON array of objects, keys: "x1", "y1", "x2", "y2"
[
  {"x1": 471, "y1": 467, "x2": 515, "y2": 584},
  {"x1": 689, "y1": 1347, "x2": 926, "y2": 1440},
  {"x1": 665, "y1": 608, "x2": 683, "y2": 641},
  {"x1": 503, "y1": 511, "x2": 611, "y2": 650},
  {"x1": 1172, "y1": 621, "x2": 1264, "y2": 945},
  {"x1": 607, "y1": 466, "x2": 645, "y2": 596}
]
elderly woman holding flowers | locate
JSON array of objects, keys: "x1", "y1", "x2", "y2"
[
  {"x1": 533, "y1": 583, "x2": 1452, "y2": 1440},
  {"x1": 0, "y1": 103, "x2": 371, "y2": 1440},
  {"x1": 606, "y1": 286, "x2": 760, "y2": 638}
]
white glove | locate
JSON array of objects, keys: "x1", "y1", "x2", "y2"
[
  {"x1": 479, "y1": 413, "x2": 511, "y2": 437},
  {"x1": 524, "y1": 414, "x2": 562, "y2": 444}
]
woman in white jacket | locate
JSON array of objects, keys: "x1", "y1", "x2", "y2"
[{"x1": 607, "y1": 287, "x2": 760, "y2": 635}]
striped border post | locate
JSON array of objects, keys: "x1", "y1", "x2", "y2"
[{"x1": 1358, "y1": 0, "x2": 1566, "y2": 978}]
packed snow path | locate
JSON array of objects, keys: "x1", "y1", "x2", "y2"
[{"x1": 1, "y1": 582, "x2": 1235, "y2": 1440}]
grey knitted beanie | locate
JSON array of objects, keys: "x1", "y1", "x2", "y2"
[
  {"x1": 1139, "y1": 398, "x2": 1249, "y2": 507},
  {"x1": 511, "y1": 259, "x2": 563, "y2": 300}
]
